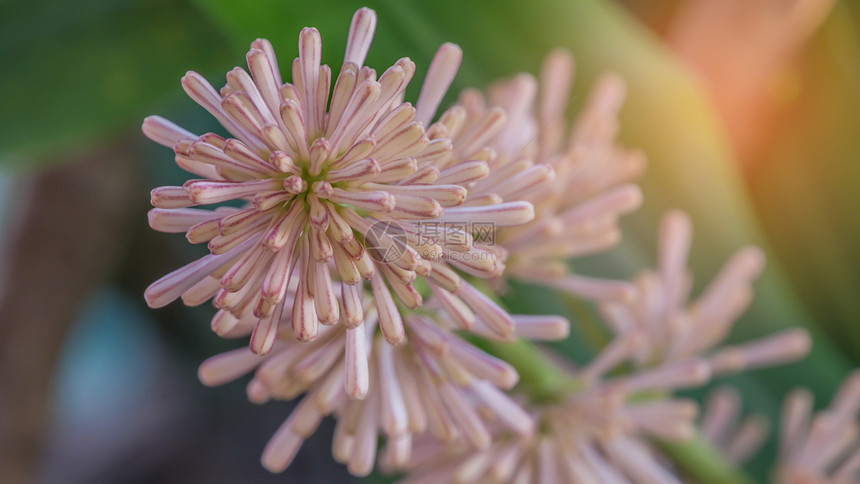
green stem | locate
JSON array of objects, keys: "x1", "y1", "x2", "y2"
[
  {"x1": 467, "y1": 279, "x2": 757, "y2": 483},
  {"x1": 473, "y1": 332, "x2": 759, "y2": 484},
  {"x1": 659, "y1": 434, "x2": 759, "y2": 484},
  {"x1": 478, "y1": 339, "x2": 576, "y2": 403}
]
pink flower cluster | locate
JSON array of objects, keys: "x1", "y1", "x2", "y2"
[{"x1": 142, "y1": 7, "x2": 817, "y2": 481}]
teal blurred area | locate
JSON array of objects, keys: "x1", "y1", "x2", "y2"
[
  {"x1": 40, "y1": 289, "x2": 355, "y2": 483},
  {"x1": 0, "y1": 0, "x2": 858, "y2": 483}
]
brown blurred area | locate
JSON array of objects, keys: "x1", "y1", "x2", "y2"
[
  {"x1": 0, "y1": 140, "x2": 140, "y2": 483},
  {"x1": 0, "y1": 137, "x2": 355, "y2": 483}
]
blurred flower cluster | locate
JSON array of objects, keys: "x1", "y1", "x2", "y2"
[{"x1": 140, "y1": 6, "x2": 848, "y2": 483}]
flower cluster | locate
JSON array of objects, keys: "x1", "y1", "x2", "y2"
[
  {"x1": 700, "y1": 386, "x2": 769, "y2": 466},
  {"x1": 395, "y1": 209, "x2": 812, "y2": 484},
  {"x1": 599, "y1": 210, "x2": 811, "y2": 376},
  {"x1": 398, "y1": 346, "x2": 709, "y2": 483},
  {"x1": 449, "y1": 50, "x2": 647, "y2": 302},
  {"x1": 198, "y1": 287, "x2": 566, "y2": 474},
  {"x1": 696, "y1": 372, "x2": 860, "y2": 484},
  {"x1": 144, "y1": 7, "x2": 538, "y2": 357},
  {"x1": 775, "y1": 371, "x2": 860, "y2": 484},
  {"x1": 143, "y1": 7, "x2": 567, "y2": 476},
  {"x1": 141, "y1": 6, "x2": 824, "y2": 482}
]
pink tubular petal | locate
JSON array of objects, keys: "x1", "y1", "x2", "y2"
[
  {"x1": 329, "y1": 188, "x2": 395, "y2": 213},
  {"x1": 299, "y1": 27, "x2": 323, "y2": 138},
  {"x1": 261, "y1": 243, "x2": 300, "y2": 304},
  {"x1": 220, "y1": 244, "x2": 271, "y2": 292},
  {"x1": 185, "y1": 219, "x2": 221, "y2": 246},
  {"x1": 328, "y1": 80, "x2": 382, "y2": 153},
  {"x1": 186, "y1": 179, "x2": 282, "y2": 205},
  {"x1": 251, "y1": 38, "x2": 282, "y2": 85},
  {"x1": 470, "y1": 380, "x2": 533, "y2": 436},
  {"x1": 580, "y1": 331, "x2": 644, "y2": 382},
  {"x1": 658, "y1": 210, "x2": 692, "y2": 312},
  {"x1": 447, "y1": 336, "x2": 518, "y2": 389},
  {"x1": 151, "y1": 186, "x2": 194, "y2": 209},
  {"x1": 181, "y1": 71, "x2": 257, "y2": 144},
  {"x1": 348, "y1": 392, "x2": 380, "y2": 476},
  {"x1": 559, "y1": 184, "x2": 643, "y2": 226},
  {"x1": 181, "y1": 275, "x2": 222, "y2": 307},
  {"x1": 207, "y1": 215, "x2": 269, "y2": 254},
  {"x1": 438, "y1": 383, "x2": 491, "y2": 450},
  {"x1": 415, "y1": 43, "x2": 462, "y2": 125},
  {"x1": 708, "y1": 329, "x2": 811, "y2": 376},
  {"x1": 223, "y1": 138, "x2": 282, "y2": 175},
  {"x1": 326, "y1": 63, "x2": 359, "y2": 139},
  {"x1": 377, "y1": 337, "x2": 409, "y2": 436},
  {"x1": 144, "y1": 234, "x2": 260, "y2": 308},
  {"x1": 371, "y1": 271, "x2": 406, "y2": 345},
  {"x1": 344, "y1": 8, "x2": 377, "y2": 66},
  {"x1": 250, "y1": 308, "x2": 282, "y2": 355},
  {"x1": 539, "y1": 49, "x2": 574, "y2": 129},
  {"x1": 702, "y1": 387, "x2": 741, "y2": 446},
  {"x1": 437, "y1": 201, "x2": 534, "y2": 227},
  {"x1": 147, "y1": 208, "x2": 220, "y2": 233},
  {"x1": 512, "y1": 315, "x2": 570, "y2": 341},
  {"x1": 547, "y1": 275, "x2": 636, "y2": 302},
  {"x1": 246, "y1": 48, "x2": 283, "y2": 123},
  {"x1": 210, "y1": 310, "x2": 242, "y2": 337},
  {"x1": 221, "y1": 92, "x2": 265, "y2": 136},
  {"x1": 198, "y1": 346, "x2": 263, "y2": 386},
  {"x1": 429, "y1": 284, "x2": 474, "y2": 330},
  {"x1": 142, "y1": 115, "x2": 196, "y2": 148},
  {"x1": 620, "y1": 358, "x2": 712, "y2": 393},
  {"x1": 456, "y1": 281, "x2": 515, "y2": 337},
  {"x1": 435, "y1": 160, "x2": 489, "y2": 185},
  {"x1": 263, "y1": 202, "x2": 306, "y2": 251},
  {"x1": 696, "y1": 246, "x2": 765, "y2": 320},
  {"x1": 261, "y1": 412, "x2": 306, "y2": 473},
  {"x1": 292, "y1": 239, "x2": 319, "y2": 342},
  {"x1": 175, "y1": 155, "x2": 222, "y2": 180},
  {"x1": 341, "y1": 281, "x2": 364, "y2": 328},
  {"x1": 225, "y1": 66, "x2": 277, "y2": 126},
  {"x1": 313, "y1": 260, "x2": 340, "y2": 325},
  {"x1": 345, "y1": 323, "x2": 370, "y2": 399}
]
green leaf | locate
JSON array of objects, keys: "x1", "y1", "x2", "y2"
[
  {"x1": 747, "y1": 2, "x2": 860, "y2": 360},
  {"x1": 0, "y1": 0, "x2": 234, "y2": 169}
]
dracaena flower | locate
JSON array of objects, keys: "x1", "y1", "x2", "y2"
[
  {"x1": 441, "y1": 50, "x2": 647, "y2": 303},
  {"x1": 197, "y1": 286, "x2": 568, "y2": 476},
  {"x1": 776, "y1": 371, "x2": 860, "y2": 484},
  {"x1": 396, "y1": 337, "x2": 715, "y2": 484},
  {"x1": 699, "y1": 386, "x2": 769, "y2": 466},
  {"x1": 142, "y1": 8, "x2": 538, "y2": 354},
  {"x1": 599, "y1": 210, "x2": 811, "y2": 376}
]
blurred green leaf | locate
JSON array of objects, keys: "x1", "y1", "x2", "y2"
[
  {"x1": 0, "y1": 0, "x2": 233, "y2": 169},
  {"x1": 747, "y1": 3, "x2": 860, "y2": 360}
]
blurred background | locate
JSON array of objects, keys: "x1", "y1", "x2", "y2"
[{"x1": 1, "y1": 0, "x2": 859, "y2": 482}]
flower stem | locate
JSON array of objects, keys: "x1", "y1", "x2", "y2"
[
  {"x1": 658, "y1": 434, "x2": 759, "y2": 484},
  {"x1": 468, "y1": 279, "x2": 756, "y2": 482},
  {"x1": 476, "y1": 335, "x2": 759, "y2": 484},
  {"x1": 477, "y1": 339, "x2": 577, "y2": 403}
]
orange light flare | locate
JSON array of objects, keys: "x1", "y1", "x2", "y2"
[{"x1": 665, "y1": 0, "x2": 835, "y2": 162}]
